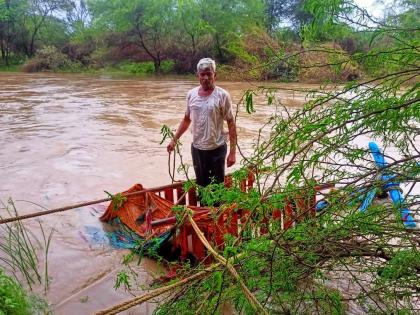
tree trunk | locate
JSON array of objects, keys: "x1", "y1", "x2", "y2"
[
  {"x1": 5, "y1": 47, "x2": 9, "y2": 67},
  {"x1": 215, "y1": 34, "x2": 224, "y2": 62},
  {"x1": 154, "y1": 59, "x2": 161, "y2": 74},
  {"x1": 29, "y1": 24, "x2": 41, "y2": 57},
  {"x1": 0, "y1": 40, "x2": 5, "y2": 63},
  {"x1": 154, "y1": 50, "x2": 163, "y2": 74}
]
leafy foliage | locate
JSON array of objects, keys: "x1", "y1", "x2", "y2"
[
  {"x1": 114, "y1": 271, "x2": 131, "y2": 291},
  {"x1": 119, "y1": 60, "x2": 175, "y2": 74},
  {"x1": 21, "y1": 45, "x2": 76, "y2": 72},
  {"x1": 0, "y1": 268, "x2": 31, "y2": 315},
  {"x1": 4, "y1": 0, "x2": 409, "y2": 80},
  {"x1": 104, "y1": 191, "x2": 127, "y2": 211}
]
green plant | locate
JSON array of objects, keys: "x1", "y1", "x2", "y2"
[
  {"x1": 114, "y1": 271, "x2": 131, "y2": 291},
  {"x1": 0, "y1": 199, "x2": 54, "y2": 301},
  {"x1": 0, "y1": 200, "x2": 42, "y2": 289},
  {"x1": 0, "y1": 268, "x2": 31, "y2": 315},
  {"x1": 160, "y1": 60, "x2": 175, "y2": 73},
  {"x1": 104, "y1": 191, "x2": 127, "y2": 211},
  {"x1": 21, "y1": 46, "x2": 73, "y2": 72},
  {"x1": 118, "y1": 60, "x2": 175, "y2": 74},
  {"x1": 118, "y1": 61, "x2": 155, "y2": 74}
]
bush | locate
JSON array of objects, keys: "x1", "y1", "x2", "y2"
[
  {"x1": 118, "y1": 60, "x2": 175, "y2": 74},
  {"x1": 0, "y1": 53, "x2": 26, "y2": 69},
  {"x1": 215, "y1": 64, "x2": 237, "y2": 80},
  {"x1": 263, "y1": 59, "x2": 299, "y2": 82},
  {"x1": 273, "y1": 28, "x2": 300, "y2": 43},
  {"x1": 0, "y1": 269, "x2": 31, "y2": 315},
  {"x1": 89, "y1": 47, "x2": 111, "y2": 68},
  {"x1": 119, "y1": 61, "x2": 155, "y2": 74},
  {"x1": 298, "y1": 42, "x2": 360, "y2": 82},
  {"x1": 160, "y1": 59, "x2": 175, "y2": 74},
  {"x1": 22, "y1": 46, "x2": 73, "y2": 72}
]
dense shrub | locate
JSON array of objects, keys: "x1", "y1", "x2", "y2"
[
  {"x1": 62, "y1": 42, "x2": 95, "y2": 66},
  {"x1": 119, "y1": 61, "x2": 155, "y2": 74},
  {"x1": 89, "y1": 48, "x2": 111, "y2": 68},
  {"x1": 22, "y1": 46, "x2": 73, "y2": 72},
  {"x1": 160, "y1": 60, "x2": 175, "y2": 73},
  {"x1": 298, "y1": 43, "x2": 360, "y2": 82},
  {"x1": 118, "y1": 60, "x2": 175, "y2": 74},
  {"x1": 0, "y1": 269, "x2": 31, "y2": 315},
  {"x1": 215, "y1": 64, "x2": 238, "y2": 80},
  {"x1": 263, "y1": 57, "x2": 299, "y2": 82},
  {"x1": 0, "y1": 54, "x2": 27, "y2": 69}
]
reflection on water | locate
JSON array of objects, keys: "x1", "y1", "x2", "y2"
[{"x1": 0, "y1": 72, "x2": 320, "y2": 314}]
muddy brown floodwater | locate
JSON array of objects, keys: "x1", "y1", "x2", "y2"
[
  {"x1": 1, "y1": 73, "x2": 416, "y2": 314},
  {"x1": 0, "y1": 72, "x2": 318, "y2": 314}
]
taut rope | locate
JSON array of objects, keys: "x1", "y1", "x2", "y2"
[
  {"x1": 94, "y1": 263, "x2": 221, "y2": 315},
  {"x1": 0, "y1": 182, "x2": 184, "y2": 225}
]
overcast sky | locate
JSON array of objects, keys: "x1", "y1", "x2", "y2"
[{"x1": 353, "y1": 0, "x2": 395, "y2": 18}]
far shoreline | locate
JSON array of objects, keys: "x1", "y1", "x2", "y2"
[{"x1": 0, "y1": 68, "x2": 359, "y2": 86}]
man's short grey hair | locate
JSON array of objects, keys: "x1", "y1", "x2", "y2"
[{"x1": 197, "y1": 58, "x2": 216, "y2": 72}]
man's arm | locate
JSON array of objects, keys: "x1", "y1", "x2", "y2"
[
  {"x1": 226, "y1": 117, "x2": 236, "y2": 167},
  {"x1": 167, "y1": 115, "x2": 191, "y2": 152}
]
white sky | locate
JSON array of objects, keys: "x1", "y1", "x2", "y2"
[
  {"x1": 278, "y1": 0, "x2": 397, "y2": 27},
  {"x1": 353, "y1": 0, "x2": 395, "y2": 18}
]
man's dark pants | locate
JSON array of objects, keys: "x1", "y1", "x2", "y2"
[{"x1": 191, "y1": 143, "x2": 227, "y2": 190}]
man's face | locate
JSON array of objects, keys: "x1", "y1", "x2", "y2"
[{"x1": 198, "y1": 68, "x2": 216, "y2": 91}]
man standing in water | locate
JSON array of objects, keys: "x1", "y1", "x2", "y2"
[{"x1": 167, "y1": 58, "x2": 237, "y2": 191}]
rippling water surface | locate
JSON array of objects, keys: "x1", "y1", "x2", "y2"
[
  {"x1": 3, "y1": 73, "x2": 414, "y2": 314},
  {"x1": 0, "y1": 73, "x2": 319, "y2": 314}
]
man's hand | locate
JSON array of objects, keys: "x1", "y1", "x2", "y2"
[
  {"x1": 166, "y1": 115, "x2": 191, "y2": 154},
  {"x1": 167, "y1": 139, "x2": 176, "y2": 153},
  {"x1": 227, "y1": 152, "x2": 236, "y2": 167}
]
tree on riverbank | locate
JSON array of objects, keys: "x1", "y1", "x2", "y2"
[
  {"x1": 0, "y1": 0, "x2": 71, "y2": 65},
  {"x1": 1, "y1": 0, "x2": 413, "y2": 82}
]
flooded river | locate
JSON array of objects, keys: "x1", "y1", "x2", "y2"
[
  {"x1": 0, "y1": 72, "x2": 315, "y2": 314},
  {"x1": 1, "y1": 73, "x2": 417, "y2": 314}
]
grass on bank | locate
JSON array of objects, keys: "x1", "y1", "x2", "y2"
[
  {"x1": 0, "y1": 64, "x2": 21, "y2": 72},
  {"x1": 0, "y1": 268, "x2": 32, "y2": 315},
  {"x1": 0, "y1": 268, "x2": 51, "y2": 315}
]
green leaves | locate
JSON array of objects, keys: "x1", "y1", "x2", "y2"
[
  {"x1": 301, "y1": 0, "x2": 353, "y2": 42},
  {"x1": 245, "y1": 89, "x2": 255, "y2": 114},
  {"x1": 104, "y1": 191, "x2": 127, "y2": 211},
  {"x1": 213, "y1": 271, "x2": 223, "y2": 292},
  {"x1": 0, "y1": 269, "x2": 31, "y2": 315},
  {"x1": 379, "y1": 250, "x2": 420, "y2": 281},
  {"x1": 159, "y1": 124, "x2": 174, "y2": 145},
  {"x1": 114, "y1": 271, "x2": 131, "y2": 291}
]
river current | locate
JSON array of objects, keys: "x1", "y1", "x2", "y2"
[
  {"x1": 1, "y1": 73, "x2": 417, "y2": 314},
  {"x1": 0, "y1": 73, "x2": 315, "y2": 314}
]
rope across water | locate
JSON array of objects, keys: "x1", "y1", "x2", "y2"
[{"x1": 0, "y1": 182, "x2": 184, "y2": 225}]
